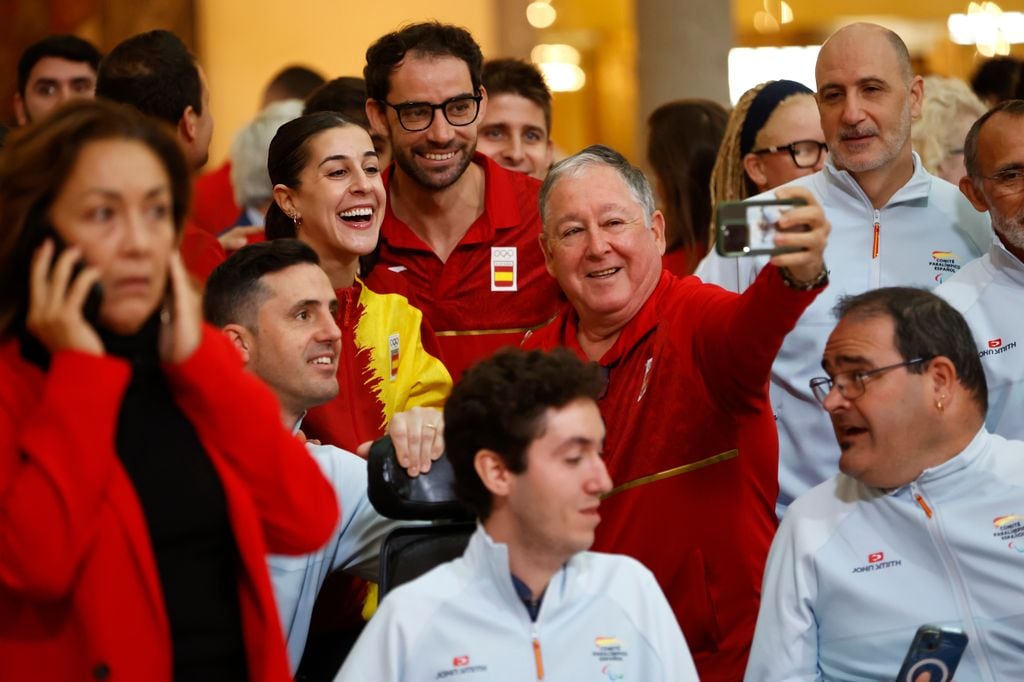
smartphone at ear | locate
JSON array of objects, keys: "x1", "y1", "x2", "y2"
[
  {"x1": 896, "y1": 625, "x2": 968, "y2": 682},
  {"x1": 41, "y1": 227, "x2": 104, "y2": 326}
]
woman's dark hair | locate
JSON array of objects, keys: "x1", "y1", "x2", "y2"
[
  {"x1": 0, "y1": 98, "x2": 191, "y2": 337},
  {"x1": 265, "y1": 111, "x2": 358, "y2": 241},
  {"x1": 265, "y1": 112, "x2": 385, "y2": 277},
  {"x1": 646, "y1": 99, "x2": 728, "y2": 268}
]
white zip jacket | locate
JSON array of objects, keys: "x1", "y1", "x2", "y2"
[
  {"x1": 746, "y1": 429, "x2": 1024, "y2": 682},
  {"x1": 696, "y1": 155, "x2": 991, "y2": 517},
  {"x1": 937, "y1": 238, "x2": 1024, "y2": 440},
  {"x1": 335, "y1": 525, "x2": 698, "y2": 682}
]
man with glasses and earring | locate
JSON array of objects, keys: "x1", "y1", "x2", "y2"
[
  {"x1": 939, "y1": 99, "x2": 1024, "y2": 441},
  {"x1": 697, "y1": 23, "x2": 993, "y2": 519},
  {"x1": 747, "y1": 286, "x2": 1024, "y2": 681},
  {"x1": 363, "y1": 22, "x2": 562, "y2": 380}
]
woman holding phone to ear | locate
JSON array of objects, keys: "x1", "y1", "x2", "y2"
[{"x1": 0, "y1": 99, "x2": 338, "y2": 681}]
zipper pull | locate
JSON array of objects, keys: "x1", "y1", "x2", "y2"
[
  {"x1": 532, "y1": 634, "x2": 544, "y2": 680},
  {"x1": 872, "y1": 209, "x2": 881, "y2": 259},
  {"x1": 914, "y1": 493, "x2": 933, "y2": 519}
]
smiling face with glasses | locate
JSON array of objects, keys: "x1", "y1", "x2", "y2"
[
  {"x1": 368, "y1": 54, "x2": 486, "y2": 191},
  {"x1": 815, "y1": 313, "x2": 942, "y2": 488},
  {"x1": 743, "y1": 94, "x2": 828, "y2": 193}
]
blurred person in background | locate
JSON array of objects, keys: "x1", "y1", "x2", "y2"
[
  {"x1": 477, "y1": 58, "x2": 554, "y2": 180},
  {"x1": 911, "y1": 75, "x2": 986, "y2": 185},
  {"x1": 193, "y1": 65, "x2": 326, "y2": 236},
  {"x1": 970, "y1": 56, "x2": 1021, "y2": 108},
  {"x1": 13, "y1": 34, "x2": 101, "y2": 126},
  {"x1": 229, "y1": 98, "x2": 305, "y2": 227},
  {"x1": 646, "y1": 99, "x2": 728, "y2": 274}
]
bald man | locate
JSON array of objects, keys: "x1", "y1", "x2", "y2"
[{"x1": 697, "y1": 22, "x2": 993, "y2": 518}]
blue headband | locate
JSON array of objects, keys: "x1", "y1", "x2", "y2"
[{"x1": 739, "y1": 79, "x2": 814, "y2": 156}]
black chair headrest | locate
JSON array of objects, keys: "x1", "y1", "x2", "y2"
[{"x1": 367, "y1": 436, "x2": 472, "y2": 521}]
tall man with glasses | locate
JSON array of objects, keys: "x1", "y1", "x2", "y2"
[
  {"x1": 747, "y1": 286, "x2": 1024, "y2": 681},
  {"x1": 697, "y1": 22, "x2": 993, "y2": 518},
  {"x1": 939, "y1": 99, "x2": 1024, "y2": 441},
  {"x1": 363, "y1": 22, "x2": 562, "y2": 379}
]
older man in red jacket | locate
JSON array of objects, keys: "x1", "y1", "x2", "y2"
[{"x1": 523, "y1": 144, "x2": 830, "y2": 680}]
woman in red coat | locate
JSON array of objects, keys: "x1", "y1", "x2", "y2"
[{"x1": 0, "y1": 100, "x2": 338, "y2": 681}]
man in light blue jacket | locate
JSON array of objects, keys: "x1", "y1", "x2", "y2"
[
  {"x1": 938, "y1": 99, "x2": 1024, "y2": 442},
  {"x1": 747, "y1": 287, "x2": 1024, "y2": 681},
  {"x1": 697, "y1": 22, "x2": 992, "y2": 519}
]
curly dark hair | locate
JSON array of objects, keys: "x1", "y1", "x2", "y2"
[{"x1": 444, "y1": 347, "x2": 604, "y2": 519}]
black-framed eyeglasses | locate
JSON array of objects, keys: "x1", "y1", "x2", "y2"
[
  {"x1": 381, "y1": 94, "x2": 483, "y2": 132},
  {"x1": 750, "y1": 140, "x2": 828, "y2": 169},
  {"x1": 809, "y1": 357, "x2": 932, "y2": 406}
]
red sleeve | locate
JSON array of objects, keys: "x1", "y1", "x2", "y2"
[
  {"x1": 192, "y1": 162, "x2": 241, "y2": 235},
  {"x1": 691, "y1": 264, "x2": 821, "y2": 410},
  {"x1": 0, "y1": 348, "x2": 131, "y2": 598},
  {"x1": 179, "y1": 225, "x2": 226, "y2": 285},
  {"x1": 163, "y1": 325, "x2": 339, "y2": 555}
]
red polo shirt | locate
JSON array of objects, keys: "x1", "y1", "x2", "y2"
[
  {"x1": 368, "y1": 154, "x2": 562, "y2": 379},
  {"x1": 524, "y1": 266, "x2": 821, "y2": 682}
]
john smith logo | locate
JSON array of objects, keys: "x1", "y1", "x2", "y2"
[
  {"x1": 979, "y1": 338, "x2": 1016, "y2": 358},
  {"x1": 435, "y1": 654, "x2": 486, "y2": 679},
  {"x1": 852, "y1": 551, "x2": 902, "y2": 573},
  {"x1": 992, "y1": 514, "x2": 1024, "y2": 554}
]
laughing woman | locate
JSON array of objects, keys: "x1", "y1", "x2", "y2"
[
  {"x1": 0, "y1": 100, "x2": 338, "y2": 681},
  {"x1": 266, "y1": 113, "x2": 452, "y2": 460}
]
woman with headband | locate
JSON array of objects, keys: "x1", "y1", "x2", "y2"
[{"x1": 711, "y1": 79, "x2": 827, "y2": 209}]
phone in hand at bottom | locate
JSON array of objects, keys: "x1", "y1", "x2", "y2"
[{"x1": 896, "y1": 625, "x2": 968, "y2": 682}]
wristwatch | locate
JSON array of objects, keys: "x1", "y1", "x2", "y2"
[{"x1": 779, "y1": 266, "x2": 829, "y2": 291}]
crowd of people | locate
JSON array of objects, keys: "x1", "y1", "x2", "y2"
[{"x1": 1, "y1": 18, "x2": 1023, "y2": 682}]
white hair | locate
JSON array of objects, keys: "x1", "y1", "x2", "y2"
[{"x1": 230, "y1": 98, "x2": 304, "y2": 209}]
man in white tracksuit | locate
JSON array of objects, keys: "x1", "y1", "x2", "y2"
[
  {"x1": 938, "y1": 99, "x2": 1024, "y2": 442},
  {"x1": 696, "y1": 22, "x2": 991, "y2": 518},
  {"x1": 337, "y1": 348, "x2": 698, "y2": 682},
  {"x1": 746, "y1": 287, "x2": 1024, "y2": 682}
]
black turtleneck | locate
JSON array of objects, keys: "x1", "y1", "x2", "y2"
[{"x1": 69, "y1": 317, "x2": 247, "y2": 680}]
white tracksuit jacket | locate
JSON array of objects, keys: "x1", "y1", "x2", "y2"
[
  {"x1": 696, "y1": 154, "x2": 992, "y2": 517},
  {"x1": 746, "y1": 429, "x2": 1024, "y2": 682},
  {"x1": 335, "y1": 525, "x2": 699, "y2": 682},
  {"x1": 938, "y1": 238, "x2": 1024, "y2": 441}
]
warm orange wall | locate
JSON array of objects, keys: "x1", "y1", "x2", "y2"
[{"x1": 196, "y1": 2, "x2": 496, "y2": 167}]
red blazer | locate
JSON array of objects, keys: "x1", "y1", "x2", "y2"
[{"x1": 0, "y1": 325, "x2": 339, "y2": 681}]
